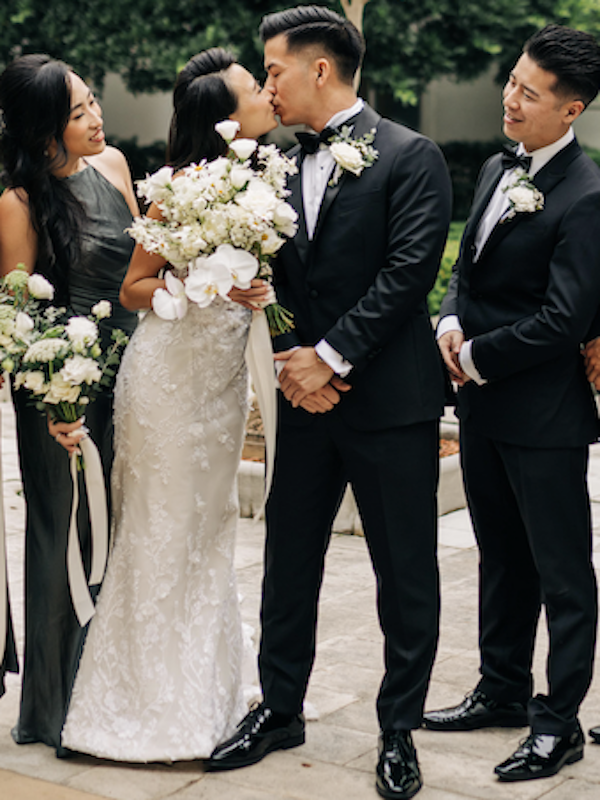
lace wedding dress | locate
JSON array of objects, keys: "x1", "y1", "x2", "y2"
[{"x1": 62, "y1": 295, "x2": 252, "y2": 762}]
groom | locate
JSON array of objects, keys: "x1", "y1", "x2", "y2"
[
  {"x1": 208, "y1": 6, "x2": 452, "y2": 798},
  {"x1": 424, "y1": 24, "x2": 600, "y2": 783}
]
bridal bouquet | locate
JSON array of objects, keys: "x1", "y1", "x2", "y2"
[{"x1": 127, "y1": 120, "x2": 298, "y2": 336}]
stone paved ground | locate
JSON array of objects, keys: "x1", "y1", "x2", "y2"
[{"x1": 1, "y1": 398, "x2": 600, "y2": 800}]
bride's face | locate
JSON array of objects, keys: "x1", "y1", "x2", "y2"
[{"x1": 226, "y1": 64, "x2": 277, "y2": 140}]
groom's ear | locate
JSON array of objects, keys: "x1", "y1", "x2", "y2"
[{"x1": 313, "y1": 57, "x2": 332, "y2": 88}]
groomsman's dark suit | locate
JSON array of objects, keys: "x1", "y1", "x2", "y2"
[
  {"x1": 259, "y1": 102, "x2": 452, "y2": 731},
  {"x1": 438, "y1": 137, "x2": 600, "y2": 735}
]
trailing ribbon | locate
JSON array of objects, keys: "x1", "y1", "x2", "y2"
[
  {"x1": 66, "y1": 435, "x2": 109, "y2": 627},
  {"x1": 245, "y1": 311, "x2": 277, "y2": 519},
  {"x1": 0, "y1": 420, "x2": 6, "y2": 665}
]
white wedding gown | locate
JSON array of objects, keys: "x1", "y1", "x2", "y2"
[{"x1": 62, "y1": 296, "x2": 252, "y2": 762}]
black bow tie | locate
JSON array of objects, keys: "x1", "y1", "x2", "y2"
[
  {"x1": 501, "y1": 145, "x2": 532, "y2": 173},
  {"x1": 296, "y1": 126, "x2": 338, "y2": 155}
]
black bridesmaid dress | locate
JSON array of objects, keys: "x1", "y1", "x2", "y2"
[{"x1": 10, "y1": 164, "x2": 138, "y2": 752}]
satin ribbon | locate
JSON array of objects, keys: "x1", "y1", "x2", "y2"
[
  {"x1": 66, "y1": 435, "x2": 109, "y2": 626},
  {"x1": 245, "y1": 311, "x2": 277, "y2": 519},
  {"x1": 0, "y1": 410, "x2": 6, "y2": 665}
]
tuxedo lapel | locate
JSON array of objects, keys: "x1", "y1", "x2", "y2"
[
  {"x1": 476, "y1": 140, "x2": 580, "y2": 263},
  {"x1": 286, "y1": 146, "x2": 310, "y2": 265},
  {"x1": 312, "y1": 104, "x2": 382, "y2": 241},
  {"x1": 462, "y1": 159, "x2": 504, "y2": 266}
]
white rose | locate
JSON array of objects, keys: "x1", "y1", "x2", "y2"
[
  {"x1": 65, "y1": 317, "x2": 98, "y2": 352},
  {"x1": 330, "y1": 141, "x2": 365, "y2": 176},
  {"x1": 138, "y1": 166, "x2": 174, "y2": 204},
  {"x1": 23, "y1": 370, "x2": 47, "y2": 394},
  {"x1": 43, "y1": 373, "x2": 81, "y2": 405},
  {"x1": 236, "y1": 180, "x2": 278, "y2": 219},
  {"x1": 60, "y1": 354, "x2": 103, "y2": 386},
  {"x1": 28, "y1": 273, "x2": 55, "y2": 300},
  {"x1": 273, "y1": 202, "x2": 298, "y2": 237},
  {"x1": 91, "y1": 300, "x2": 112, "y2": 319},
  {"x1": 229, "y1": 138, "x2": 258, "y2": 161},
  {"x1": 506, "y1": 186, "x2": 539, "y2": 213},
  {"x1": 215, "y1": 120, "x2": 241, "y2": 143},
  {"x1": 15, "y1": 311, "x2": 34, "y2": 338},
  {"x1": 229, "y1": 164, "x2": 253, "y2": 190}
]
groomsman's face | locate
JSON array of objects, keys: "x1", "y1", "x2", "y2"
[
  {"x1": 264, "y1": 34, "x2": 321, "y2": 127},
  {"x1": 503, "y1": 53, "x2": 584, "y2": 152}
]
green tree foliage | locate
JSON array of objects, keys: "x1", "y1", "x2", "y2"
[{"x1": 1, "y1": 0, "x2": 599, "y2": 100}]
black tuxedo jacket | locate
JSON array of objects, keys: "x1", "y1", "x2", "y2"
[
  {"x1": 440, "y1": 139, "x2": 600, "y2": 447},
  {"x1": 273, "y1": 103, "x2": 452, "y2": 431}
]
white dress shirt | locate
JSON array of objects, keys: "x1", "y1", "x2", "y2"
[
  {"x1": 300, "y1": 98, "x2": 365, "y2": 378},
  {"x1": 437, "y1": 128, "x2": 575, "y2": 384}
]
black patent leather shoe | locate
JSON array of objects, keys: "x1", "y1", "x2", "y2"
[
  {"x1": 422, "y1": 689, "x2": 528, "y2": 731},
  {"x1": 495, "y1": 727, "x2": 584, "y2": 781},
  {"x1": 206, "y1": 702, "x2": 305, "y2": 771},
  {"x1": 589, "y1": 726, "x2": 600, "y2": 744},
  {"x1": 376, "y1": 730, "x2": 422, "y2": 799}
]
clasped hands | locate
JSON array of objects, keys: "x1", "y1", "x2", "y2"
[
  {"x1": 276, "y1": 347, "x2": 351, "y2": 414},
  {"x1": 437, "y1": 330, "x2": 471, "y2": 386}
]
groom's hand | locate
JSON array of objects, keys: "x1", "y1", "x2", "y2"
[
  {"x1": 298, "y1": 379, "x2": 352, "y2": 414},
  {"x1": 276, "y1": 347, "x2": 335, "y2": 407}
]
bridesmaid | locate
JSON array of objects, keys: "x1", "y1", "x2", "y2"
[{"x1": 0, "y1": 54, "x2": 138, "y2": 754}]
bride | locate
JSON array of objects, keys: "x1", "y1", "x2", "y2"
[{"x1": 60, "y1": 49, "x2": 277, "y2": 762}]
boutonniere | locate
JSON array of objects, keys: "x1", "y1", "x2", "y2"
[
  {"x1": 502, "y1": 168, "x2": 544, "y2": 219},
  {"x1": 328, "y1": 126, "x2": 378, "y2": 187}
]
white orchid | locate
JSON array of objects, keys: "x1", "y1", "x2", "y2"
[
  {"x1": 185, "y1": 250, "x2": 238, "y2": 307},
  {"x1": 152, "y1": 271, "x2": 189, "y2": 321}
]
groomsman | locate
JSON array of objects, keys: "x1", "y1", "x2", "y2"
[
  {"x1": 424, "y1": 24, "x2": 600, "y2": 782},
  {"x1": 208, "y1": 5, "x2": 452, "y2": 798}
]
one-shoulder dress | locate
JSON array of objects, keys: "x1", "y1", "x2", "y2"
[{"x1": 10, "y1": 165, "x2": 138, "y2": 752}]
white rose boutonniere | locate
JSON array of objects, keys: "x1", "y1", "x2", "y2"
[
  {"x1": 328, "y1": 125, "x2": 378, "y2": 187},
  {"x1": 502, "y1": 168, "x2": 544, "y2": 219}
]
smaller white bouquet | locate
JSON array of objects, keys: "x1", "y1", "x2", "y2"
[{"x1": 127, "y1": 121, "x2": 299, "y2": 336}]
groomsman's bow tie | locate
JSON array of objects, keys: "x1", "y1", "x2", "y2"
[
  {"x1": 296, "y1": 126, "x2": 338, "y2": 155},
  {"x1": 501, "y1": 145, "x2": 532, "y2": 173}
]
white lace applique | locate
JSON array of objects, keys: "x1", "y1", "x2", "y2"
[{"x1": 62, "y1": 297, "x2": 252, "y2": 762}]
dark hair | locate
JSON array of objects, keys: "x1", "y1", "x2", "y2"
[
  {"x1": 524, "y1": 24, "x2": 600, "y2": 107},
  {"x1": 259, "y1": 5, "x2": 365, "y2": 85},
  {"x1": 167, "y1": 48, "x2": 238, "y2": 170},
  {"x1": 0, "y1": 54, "x2": 87, "y2": 302}
]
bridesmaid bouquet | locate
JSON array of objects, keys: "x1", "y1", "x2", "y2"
[
  {"x1": 127, "y1": 120, "x2": 298, "y2": 336},
  {"x1": 12, "y1": 298, "x2": 128, "y2": 425}
]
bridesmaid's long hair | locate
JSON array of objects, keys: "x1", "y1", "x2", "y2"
[
  {"x1": 167, "y1": 48, "x2": 239, "y2": 170},
  {"x1": 0, "y1": 54, "x2": 87, "y2": 302}
]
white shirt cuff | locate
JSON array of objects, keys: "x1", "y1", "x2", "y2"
[
  {"x1": 315, "y1": 339, "x2": 353, "y2": 378},
  {"x1": 459, "y1": 340, "x2": 487, "y2": 386},
  {"x1": 436, "y1": 315, "x2": 463, "y2": 340}
]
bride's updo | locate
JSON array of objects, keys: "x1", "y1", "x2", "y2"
[{"x1": 167, "y1": 48, "x2": 239, "y2": 170}]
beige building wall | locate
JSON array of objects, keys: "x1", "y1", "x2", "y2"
[
  {"x1": 421, "y1": 64, "x2": 600, "y2": 150},
  {"x1": 100, "y1": 68, "x2": 600, "y2": 151},
  {"x1": 100, "y1": 73, "x2": 172, "y2": 145}
]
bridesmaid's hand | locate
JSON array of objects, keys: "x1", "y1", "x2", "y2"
[
  {"x1": 48, "y1": 416, "x2": 87, "y2": 455},
  {"x1": 228, "y1": 279, "x2": 272, "y2": 310}
]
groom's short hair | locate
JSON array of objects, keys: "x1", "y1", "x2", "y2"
[
  {"x1": 524, "y1": 24, "x2": 600, "y2": 107},
  {"x1": 259, "y1": 5, "x2": 365, "y2": 85}
]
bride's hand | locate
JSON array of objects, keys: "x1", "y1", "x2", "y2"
[
  {"x1": 48, "y1": 416, "x2": 87, "y2": 455},
  {"x1": 228, "y1": 279, "x2": 272, "y2": 310}
]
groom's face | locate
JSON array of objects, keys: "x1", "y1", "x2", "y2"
[{"x1": 264, "y1": 34, "x2": 318, "y2": 126}]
